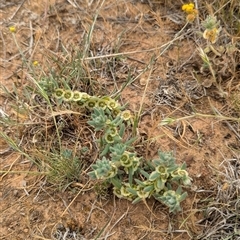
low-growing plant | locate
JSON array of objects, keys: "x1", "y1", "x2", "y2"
[
  {"x1": 181, "y1": 3, "x2": 239, "y2": 97},
  {"x1": 54, "y1": 88, "x2": 192, "y2": 213},
  {"x1": 46, "y1": 149, "x2": 84, "y2": 191}
]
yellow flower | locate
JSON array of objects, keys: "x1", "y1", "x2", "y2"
[
  {"x1": 33, "y1": 61, "x2": 39, "y2": 66},
  {"x1": 54, "y1": 88, "x2": 65, "y2": 99},
  {"x1": 113, "y1": 187, "x2": 123, "y2": 198},
  {"x1": 9, "y1": 26, "x2": 16, "y2": 33},
  {"x1": 137, "y1": 187, "x2": 150, "y2": 199},
  {"x1": 107, "y1": 99, "x2": 120, "y2": 110},
  {"x1": 81, "y1": 92, "x2": 90, "y2": 101},
  {"x1": 182, "y1": 3, "x2": 195, "y2": 14},
  {"x1": 182, "y1": 3, "x2": 198, "y2": 22},
  {"x1": 85, "y1": 97, "x2": 99, "y2": 108},
  {"x1": 104, "y1": 133, "x2": 115, "y2": 144},
  {"x1": 107, "y1": 126, "x2": 118, "y2": 137},
  {"x1": 72, "y1": 91, "x2": 82, "y2": 101},
  {"x1": 112, "y1": 108, "x2": 121, "y2": 117},
  {"x1": 120, "y1": 186, "x2": 132, "y2": 198},
  {"x1": 96, "y1": 99, "x2": 108, "y2": 109},
  {"x1": 120, "y1": 110, "x2": 132, "y2": 120},
  {"x1": 63, "y1": 90, "x2": 74, "y2": 101},
  {"x1": 120, "y1": 152, "x2": 132, "y2": 168}
]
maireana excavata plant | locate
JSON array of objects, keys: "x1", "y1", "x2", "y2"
[{"x1": 54, "y1": 88, "x2": 192, "y2": 213}]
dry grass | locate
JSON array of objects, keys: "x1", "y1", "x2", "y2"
[{"x1": 197, "y1": 157, "x2": 240, "y2": 239}]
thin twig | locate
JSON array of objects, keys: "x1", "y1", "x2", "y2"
[
  {"x1": 82, "y1": 34, "x2": 185, "y2": 61},
  {"x1": 8, "y1": 0, "x2": 27, "y2": 21},
  {"x1": 104, "y1": 207, "x2": 129, "y2": 239}
]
